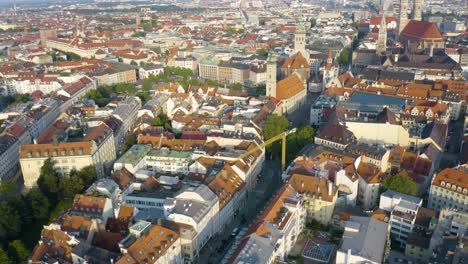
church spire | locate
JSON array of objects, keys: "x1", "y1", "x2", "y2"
[{"x1": 376, "y1": 12, "x2": 387, "y2": 54}]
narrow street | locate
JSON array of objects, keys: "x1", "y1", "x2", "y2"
[{"x1": 198, "y1": 159, "x2": 283, "y2": 264}]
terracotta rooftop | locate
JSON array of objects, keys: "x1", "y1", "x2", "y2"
[
  {"x1": 432, "y1": 166, "x2": 468, "y2": 194},
  {"x1": 116, "y1": 225, "x2": 179, "y2": 264},
  {"x1": 276, "y1": 73, "x2": 305, "y2": 100},
  {"x1": 401, "y1": 20, "x2": 443, "y2": 40},
  {"x1": 288, "y1": 173, "x2": 337, "y2": 202}
]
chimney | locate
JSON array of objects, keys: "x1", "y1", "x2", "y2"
[
  {"x1": 394, "y1": 54, "x2": 399, "y2": 62},
  {"x1": 429, "y1": 45, "x2": 434, "y2": 57},
  {"x1": 328, "y1": 181, "x2": 333, "y2": 196}
]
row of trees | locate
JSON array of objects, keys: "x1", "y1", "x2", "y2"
[{"x1": 0, "y1": 160, "x2": 97, "y2": 263}]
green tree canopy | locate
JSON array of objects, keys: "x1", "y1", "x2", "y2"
[
  {"x1": 130, "y1": 60, "x2": 138, "y2": 66},
  {"x1": 142, "y1": 80, "x2": 153, "y2": 91},
  {"x1": 7, "y1": 240, "x2": 29, "y2": 263},
  {"x1": 59, "y1": 174, "x2": 84, "y2": 200},
  {"x1": 27, "y1": 188, "x2": 50, "y2": 221},
  {"x1": 73, "y1": 166, "x2": 97, "y2": 187},
  {"x1": 263, "y1": 114, "x2": 289, "y2": 156},
  {"x1": 286, "y1": 125, "x2": 315, "y2": 163},
  {"x1": 152, "y1": 113, "x2": 172, "y2": 130},
  {"x1": 37, "y1": 158, "x2": 60, "y2": 199},
  {"x1": 382, "y1": 175, "x2": 417, "y2": 196},
  {"x1": 256, "y1": 48, "x2": 268, "y2": 57},
  {"x1": 0, "y1": 180, "x2": 15, "y2": 195},
  {"x1": 0, "y1": 248, "x2": 12, "y2": 264},
  {"x1": 337, "y1": 49, "x2": 350, "y2": 65},
  {"x1": 0, "y1": 201, "x2": 22, "y2": 242}
]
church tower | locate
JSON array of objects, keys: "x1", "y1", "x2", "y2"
[
  {"x1": 294, "y1": 6, "x2": 307, "y2": 58},
  {"x1": 412, "y1": 0, "x2": 422, "y2": 21},
  {"x1": 135, "y1": 13, "x2": 141, "y2": 30},
  {"x1": 266, "y1": 53, "x2": 277, "y2": 98},
  {"x1": 398, "y1": 0, "x2": 409, "y2": 34},
  {"x1": 323, "y1": 49, "x2": 337, "y2": 87},
  {"x1": 376, "y1": 13, "x2": 387, "y2": 54}
]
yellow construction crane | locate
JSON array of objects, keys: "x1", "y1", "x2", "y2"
[{"x1": 236, "y1": 128, "x2": 296, "y2": 171}]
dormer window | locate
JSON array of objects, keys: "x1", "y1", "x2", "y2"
[
  {"x1": 70, "y1": 148, "x2": 74, "y2": 155},
  {"x1": 27, "y1": 151, "x2": 32, "y2": 158},
  {"x1": 441, "y1": 181, "x2": 445, "y2": 187},
  {"x1": 44, "y1": 150, "x2": 49, "y2": 157},
  {"x1": 61, "y1": 149, "x2": 66, "y2": 156},
  {"x1": 451, "y1": 185, "x2": 456, "y2": 190},
  {"x1": 78, "y1": 148, "x2": 83, "y2": 155},
  {"x1": 52, "y1": 150, "x2": 58, "y2": 157}
]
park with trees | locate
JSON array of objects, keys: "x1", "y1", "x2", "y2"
[{"x1": 0, "y1": 159, "x2": 97, "y2": 263}]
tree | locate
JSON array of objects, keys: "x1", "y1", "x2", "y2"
[
  {"x1": 75, "y1": 166, "x2": 97, "y2": 187},
  {"x1": 37, "y1": 158, "x2": 60, "y2": 200},
  {"x1": 65, "y1": 52, "x2": 81, "y2": 61},
  {"x1": 8, "y1": 240, "x2": 29, "y2": 263},
  {"x1": 256, "y1": 48, "x2": 268, "y2": 57},
  {"x1": 27, "y1": 188, "x2": 50, "y2": 221},
  {"x1": 142, "y1": 80, "x2": 152, "y2": 91},
  {"x1": 0, "y1": 248, "x2": 12, "y2": 264},
  {"x1": 124, "y1": 134, "x2": 137, "y2": 152},
  {"x1": 255, "y1": 84, "x2": 266, "y2": 96},
  {"x1": 59, "y1": 174, "x2": 84, "y2": 200},
  {"x1": 286, "y1": 125, "x2": 315, "y2": 163},
  {"x1": 0, "y1": 180, "x2": 15, "y2": 195},
  {"x1": 0, "y1": 201, "x2": 21, "y2": 242},
  {"x1": 136, "y1": 91, "x2": 151, "y2": 103},
  {"x1": 142, "y1": 23, "x2": 152, "y2": 32},
  {"x1": 337, "y1": 49, "x2": 350, "y2": 65},
  {"x1": 382, "y1": 175, "x2": 417, "y2": 196},
  {"x1": 130, "y1": 60, "x2": 138, "y2": 66},
  {"x1": 263, "y1": 114, "x2": 288, "y2": 156}
]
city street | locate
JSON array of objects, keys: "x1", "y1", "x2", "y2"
[{"x1": 198, "y1": 159, "x2": 283, "y2": 264}]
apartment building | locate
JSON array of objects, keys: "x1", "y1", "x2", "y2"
[
  {"x1": 145, "y1": 148, "x2": 192, "y2": 174},
  {"x1": 20, "y1": 123, "x2": 116, "y2": 189},
  {"x1": 428, "y1": 166, "x2": 468, "y2": 213},
  {"x1": 91, "y1": 65, "x2": 137, "y2": 86},
  {"x1": 380, "y1": 190, "x2": 423, "y2": 245},
  {"x1": 288, "y1": 173, "x2": 338, "y2": 224},
  {"x1": 336, "y1": 216, "x2": 390, "y2": 264},
  {"x1": 70, "y1": 194, "x2": 114, "y2": 223},
  {"x1": 117, "y1": 221, "x2": 183, "y2": 264},
  {"x1": 164, "y1": 185, "x2": 219, "y2": 263},
  {"x1": 198, "y1": 58, "x2": 219, "y2": 81},
  {"x1": 0, "y1": 100, "x2": 61, "y2": 181},
  {"x1": 218, "y1": 61, "x2": 249, "y2": 85},
  {"x1": 207, "y1": 166, "x2": 246, "y2": 231},
  {"x1": 356, "y1": 158, "x2": 386, "y2": 210},
  {"x1": 46, "y1": 38, "x2": 100, "y2": 58},
  {"x1": 229, "y1": 184, "x2": 306, "y2": 264},
  {"x1": 9, "y1": 77, "x2": 63, "y2": 94}
]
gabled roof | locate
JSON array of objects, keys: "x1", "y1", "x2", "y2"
[
  {"x1": 276, "y1": 74, "x2": 305, "y2": 100},
  {"x1": 282, "y1": 51, "x2": 310, "y2": 70},
  {"x1": 401, "y1": 20, "x2": 443, "y2": 40}
]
